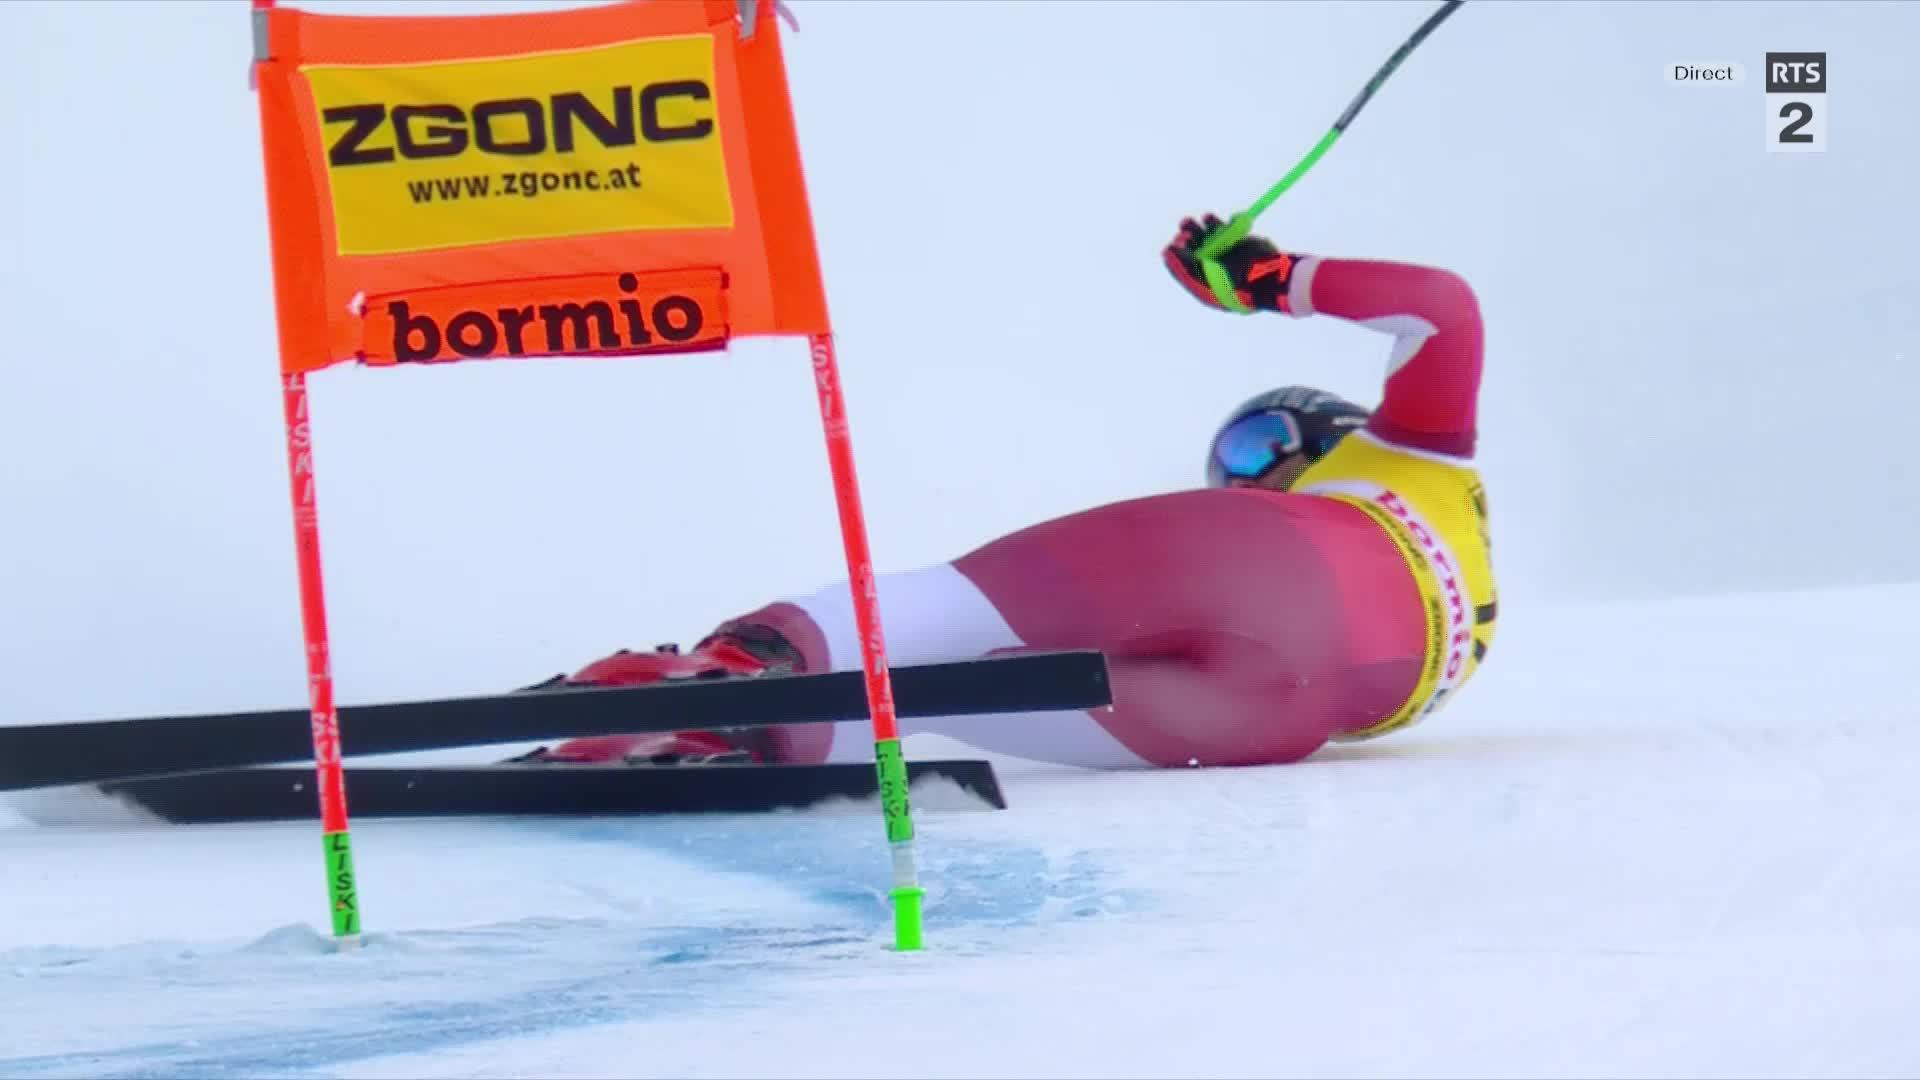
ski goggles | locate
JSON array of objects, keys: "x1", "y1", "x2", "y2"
[{"x1": 1212, "y1": 410, "x2": 1306, "y2": 481}]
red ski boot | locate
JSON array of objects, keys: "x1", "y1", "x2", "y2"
[{"x1": 510, "y1": 624, "x2": 805, "y2": 766}]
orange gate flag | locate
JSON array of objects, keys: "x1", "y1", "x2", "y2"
[{"x1": 252, "y1": 0, "x2": 829, "y2": 373}]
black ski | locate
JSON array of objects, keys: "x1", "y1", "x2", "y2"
[
  {"x1": 0, "y1": 650, "x2": 1109, "y2": 792},
  {"x1": 93, "y1": 760, "x2": 1007, "y2": 823}
]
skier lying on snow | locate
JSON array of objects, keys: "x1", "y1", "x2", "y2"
[{"x1": 522, "y1": 216, "x2": 1500, "y2": 769}]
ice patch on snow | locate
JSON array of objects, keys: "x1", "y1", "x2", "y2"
[{"x1": 0, "y1": 789, "x2": 1141, "y2": 1076}]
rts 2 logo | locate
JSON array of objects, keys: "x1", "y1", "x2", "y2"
[{"x1": 1765, "y1": 51, "x2": 1826, "y2": 153}]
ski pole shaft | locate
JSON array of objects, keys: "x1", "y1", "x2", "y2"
[{"x1": 1197, "y1": 0, "x2": 1465, "y2": 310}]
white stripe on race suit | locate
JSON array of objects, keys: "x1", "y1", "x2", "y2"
[{"x1": 1297, "y1": 479, "x2": 1473, "y2": 728}]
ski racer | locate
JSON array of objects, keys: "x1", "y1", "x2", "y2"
[{"x1": 522, "y1": 215, "x2": 1500, "y2": 770}]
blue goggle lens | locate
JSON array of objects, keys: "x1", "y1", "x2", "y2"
[{"x1": 1213, "y1": 411, "x2": 1303, "y2": 480}]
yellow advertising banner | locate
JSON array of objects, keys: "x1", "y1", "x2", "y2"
[{"x1": 302, "y1": 35, "x2": 735, "y2": 257}]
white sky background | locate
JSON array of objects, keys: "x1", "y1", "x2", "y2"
[{"x1": 0, "y1": 1, "x2": 1913, "y2": 726}]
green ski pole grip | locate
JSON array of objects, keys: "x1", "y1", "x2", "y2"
[
  {"x1": 1188, "y1": 0, "x2": 1461, "y2": 315},
  {"x1": 1197, "y1": 213, "x2": 1256, "y2": 314}
]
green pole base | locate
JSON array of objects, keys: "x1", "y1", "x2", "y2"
[
  {"x1": 323, "y1": 830, "x2": 362, "y2": 945},
  {"x1": 890, "y1": 885, "x2": 925, "y2": 952}
]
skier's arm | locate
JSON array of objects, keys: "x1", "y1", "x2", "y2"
[
  {"x1": 1163, "y1": 216, "x2": 1485, "y2": 458},
  {"x1": 1287, "y1": 256, "x2": 1482, "y2": 458}
]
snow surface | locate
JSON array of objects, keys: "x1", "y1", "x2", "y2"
[
  {"x1": 4, "y1": 0, "x2": 1919, "y2": 1076},
  {"x1": 5, "y1": 584, "x2": 1919, "y2": 1078}
]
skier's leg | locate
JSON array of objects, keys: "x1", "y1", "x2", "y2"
[
  {"x1": 726, "y1": 562, "x2": 1150, "y2": 767},
  {"x1": 949, "y1": 487, "x2": 1424, "y2": 767},
  {"x1": 534, "y1": 557, "x2": 1139, "y2": 767},
  {"x1": 727, "y1": 487, "x2": 1425, "y2": 769}
]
